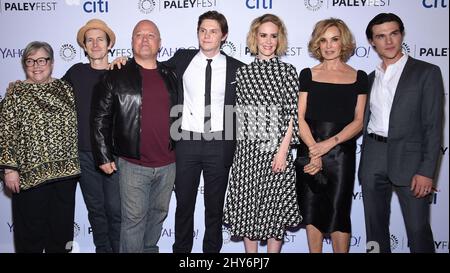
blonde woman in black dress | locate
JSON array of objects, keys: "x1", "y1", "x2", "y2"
[
  {"x1": 223, "y1": 14, "x2": 301, "y2": 253},
  {"x1": 297, "y1": 18, "x2": 368, "y2": 253}
]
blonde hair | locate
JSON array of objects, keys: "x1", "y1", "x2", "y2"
[
  {"x1": 247, "y1": 14, "x2": 288, "y2": 56},
  {"x1": 308, "y1": 18, "x2": 355, "y2": 62}
]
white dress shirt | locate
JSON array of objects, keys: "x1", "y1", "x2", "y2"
[
  {"x1": 368, "y1": 53, "x2": 409, "y2": 137},
  {"x1": 181, "y1": 51, "x2": 227, "y2": 133}
]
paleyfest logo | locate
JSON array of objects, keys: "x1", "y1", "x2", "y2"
[
  {"x1": 402, "y1": 42, "x2": 411, "y2": 54},
  {"x1": 221, "y1": 41, "x2": 237, "y2": 57},
  {"x1": 304, "y1": 0, "x2": 324, "y2": 11},
  {"x1": 60, "y1": 44, "x2": 77, "y2": 62},
  {"x1": 222, "y1": 227, "x2": 231, "y2": 244},
  {"x1": 74, "y1": 222, "x2": 81, "y2": 237},
  {"x1": 390, "y1": 234, "x2": 399, "y2": 250},
  {"x1": 138, "y1": 0, "x2": 156, "y2": 13}
]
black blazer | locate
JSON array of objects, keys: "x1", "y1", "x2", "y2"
[
  {"x1": 91, "y1": 59, "x2": 178, "y2": 165},
  {"x1": 165, "y1": 49, "x2": 245, "y2": 167},
  {"x1": 358, "y1": 56, "x2": 444, "y2": 185}
]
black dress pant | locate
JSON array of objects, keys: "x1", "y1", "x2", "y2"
[
  {"x1": 173, "y1": 139, "x2": 230, "y2": 253},
  {"x1": 12, "y1": 178, "x2": 78, "y2": 253}
]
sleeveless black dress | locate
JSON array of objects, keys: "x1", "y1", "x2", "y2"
[{"x1": 296, "y1": 68, "x2": 368, "y2": 233}]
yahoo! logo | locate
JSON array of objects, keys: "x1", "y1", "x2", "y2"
[
  {"x1": 158, "y1": 46, "x2": 197, "y2": 59},
  {"x1": 0, "y1": 48, "x2": 24, "y2": 59},
  {"x1": 352, "y1": 46, "x2": 372, "y2": 58},
  {"x1": 161, "y1": 227, "x2": 175, "y2": 238}
]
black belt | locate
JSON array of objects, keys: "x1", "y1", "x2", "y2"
[
  {"x1": 368, "y1": 133, "x2": 388, "y2": 143},
  {"x1": 181, "y1": 130, "x2": 224, "y2": 141}
]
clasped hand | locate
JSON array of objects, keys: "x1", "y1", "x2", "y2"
[
  {"x1": 308, "y1": 139, "x2": 333, "y2": 159},
  {"x1": 304, "y1": 157, "x2": 322, "y2": 175}
]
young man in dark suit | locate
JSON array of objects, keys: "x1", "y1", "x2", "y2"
[
  {"x1": 359, "y1": 13, "x2": 444, "y2": 253},
  {"x1": 166, "y1": 10, "x2": 245, "y2": 253}
]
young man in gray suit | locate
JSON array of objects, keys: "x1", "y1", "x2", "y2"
[{"x1": 359, "y1": 13, "x2": 444, "y2": 253}]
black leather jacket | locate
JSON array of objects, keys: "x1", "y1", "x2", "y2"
[{"x1": 91, "y1": 58, "x2": 178, "y2": 165}]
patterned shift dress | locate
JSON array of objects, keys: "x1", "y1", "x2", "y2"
[{"x1": 223, "y1": 57, "x2": 302, "y2": 240}]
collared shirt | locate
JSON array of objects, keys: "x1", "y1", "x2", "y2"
[
  {"x1": 181, "y1": 51, "x2": 227, "y2": 133},
  {"x1": 368, "y1": 52, "x2": 409, "y2": 137}
]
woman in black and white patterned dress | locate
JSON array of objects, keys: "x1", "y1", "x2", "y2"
[{"x1": 223, "y1": 14, "x2": 301, "y2": 253}]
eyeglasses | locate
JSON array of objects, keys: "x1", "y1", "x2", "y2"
[{"x1": 24, "y1": 57, "x2": 51, "y2": 67}]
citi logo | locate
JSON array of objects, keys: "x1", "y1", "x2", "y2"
[
  {"x1": 422, "y1": 0, "x2": 448, "y2": 8},
  {"x1": 83, "y1": 0, "x2": 109, "y2": 13},
  {"x1": 246, "y1": 0, "x2": 272, "y2": 9},
  {"x1": 428, "y1": 190, "x2": 439, "y2": 205}
]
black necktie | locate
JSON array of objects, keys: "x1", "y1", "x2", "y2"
[{"x1": 204, "y1": 59, "x2": 212, "y2": 132}]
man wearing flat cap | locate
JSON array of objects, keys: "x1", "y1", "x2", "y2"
[{"x1": 62, "y1": 18, "x2": 121, "y2": 253}]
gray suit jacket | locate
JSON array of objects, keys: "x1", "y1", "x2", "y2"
[{"x1": 358, "y1": 56, "x2": 444, "y2": 186}]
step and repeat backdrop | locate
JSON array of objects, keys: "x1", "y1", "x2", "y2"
[{"x1": 0, "y1": 0, "x2": 448, "y2": 253}]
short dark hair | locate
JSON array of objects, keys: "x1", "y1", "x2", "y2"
[
  {"x1": 197, "y1": 10, "x2": 228, "y2": 36},
  {"x1": 366, "y1": 13, "x2": 404, "y2": 40}
]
